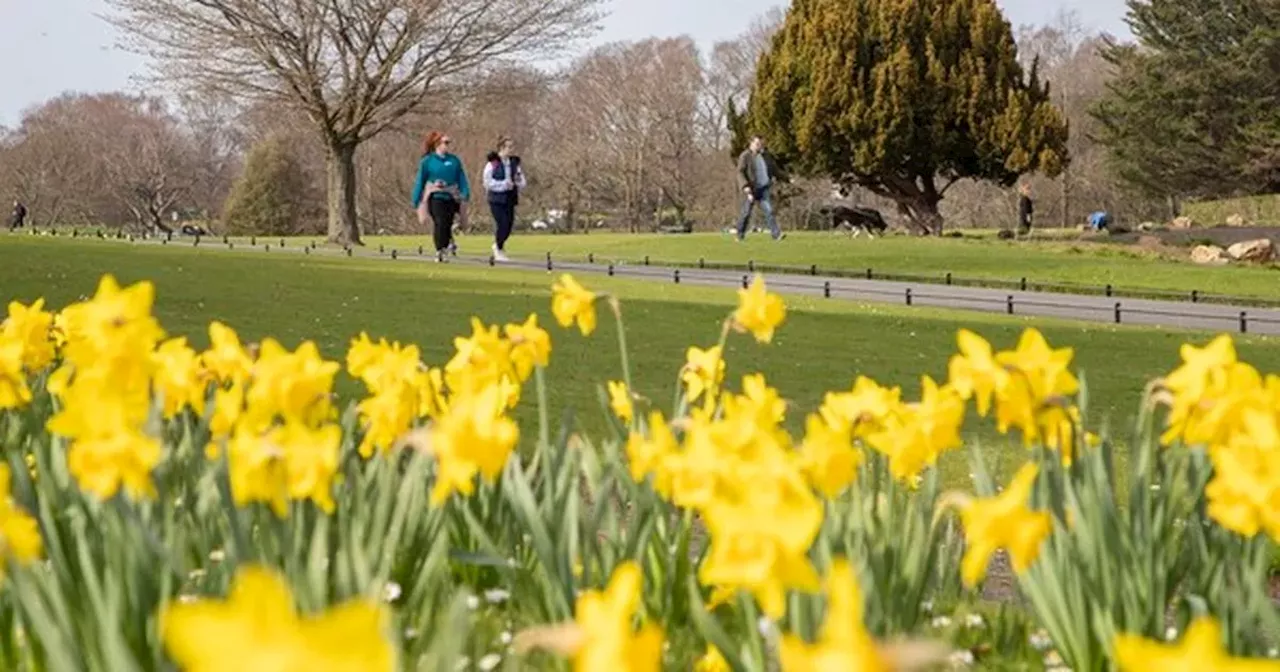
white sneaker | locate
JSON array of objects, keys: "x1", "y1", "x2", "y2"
[{"x1": 492, "y1": 245, "x2": 509, "y2": 262}]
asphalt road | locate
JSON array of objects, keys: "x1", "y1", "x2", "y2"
[{"x1": 61, "y1": 234, "x2": 1280, "y2": 336}]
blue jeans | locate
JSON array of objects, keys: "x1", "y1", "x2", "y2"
[{"x1": 736, "y1": 185, "x2": 779, "y2": 239}]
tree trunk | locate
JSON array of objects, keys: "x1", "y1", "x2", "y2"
[
  {"x1": 891, "y1": 193, "x2": 944, "y2": 236},
  {"x1": 1061, "y1": 167, "x2": 1071, "y2": 229},
  {"x1": 326, "y1": 140, "x2": 363, "y2": 246}
]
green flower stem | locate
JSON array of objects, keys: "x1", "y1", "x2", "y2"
[
  {"x1": 739, "y1": 593, "x2": 768, "y2": 672},
  {"x1": 606, "y1": 296, "x2": 633, "y2": 394},
  {"x1": 535, "y1": 366, "x2": 550, "y2": 451}
]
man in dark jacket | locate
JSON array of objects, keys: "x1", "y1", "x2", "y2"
[
  {"x1": 735, "y1": 136, "x2": 787, "y2": 241},
  {"x1": 9, "y1": 201, "x2": 27, "y2": 231}
]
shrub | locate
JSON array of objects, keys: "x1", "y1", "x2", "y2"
[{"x1": 221, "y1": 137, "x2": 323, "y2": 236}]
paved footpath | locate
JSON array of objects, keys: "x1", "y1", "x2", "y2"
[{"x1": 107, "y1": 235, "x2": 1280, "y2": 336}]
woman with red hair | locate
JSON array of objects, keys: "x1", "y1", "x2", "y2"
[{"x1": 411, "y1": 131, "x2": 471, "y2": 261}]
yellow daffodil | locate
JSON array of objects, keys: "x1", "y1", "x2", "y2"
[
  {"x1": 345, "y1": 333, "x2": 436, "y2": 458},
  {"x1": 947, "y1": 329, "x2": 1006, "y2": 417},
  {"x1": 779, "y1": 559, "x2": 890, "y2": 672},
  {"x1": 414, "y1": 367, "x2": 449, "y2": 420},
  {"x1": 1114, "y1": 616, "x2": 1280, "y2": 672},
  {"x1": 505, "y1": 313, "x2": 552, "y2": 379},
  {"x1": 864, "y1": 376, "x2": 966, "y2": 483},
  {"x1": 2, "y1": 298, "x2": 56, "y2": 372},
  {"x1": 572, "y1": 562, "x2": 663, "y2": 671},
  {"x1": 625, "y1": 411, "x2": 678, "y2": 493},
  {"x1": 732, "y1": 274, "x2": 786, "y2": 344},
  {"x1": 346, "y1": 333, "x2": 422, "y2": 393},
  {"x1": 819, "y1": 376, "x2": 901, "y2": 438},
  {"x1": 227, "y1": 420, "x2": 341, "y2": 517},
  {"x1": 958, "y1": 463, "x2": 1052, "y2": 587},
  {"x1": 947, "y1": 329, "x2": 1089, "y2": 464},
  {"x1": 356, "y1": 385, "x2": 419, "y2": 459},
  {"x1": 446, "y1": 318, "x2": 522, "y2": 408},
  {"x1": 698, "y1": 462, "x2": 824, "y2": 618},
  {"x1": 608, "y1": 381, "x2": 634, "y2": 424},
  {"x1": 66, "y1": 428, "x2": 163, "y2": 501},
  {"x1": 681, "y1": 345, "x2": 725, "y2": 405},
  {"x1": 200, "y1": 321, "x2": 254, "y2": 386},
  {"x1": 1203, "y1": 408, "x2": 1280, "y2": 541},
  {"x1": 243, "y1": 339, "x2": 339, "y2": 430},
  {"x1": 0, "y1": 340, "x2": 32, "y2": 410},
  {"x1": 161, "y1": 565, "x2": 396, "y2": 672},
  {"x1": 0, "y1": 464, "x2": 43, "y2": 579},
  {"x1": 797, "y1": 413, "x2": 860, "y2": 498},
  {"x1": 551, "y1": 274, "x2": 598, "y2": 336},
  {"x1": 55, "y1": 275, "x2": 164, "y2": 369},
  {"x1": 425, "y1": 384, "x2": 519, "y2": 506},
  {"x1": 515, "y1": 562, "x2": 663, "y2": 672},
  {"x1": 152, "y1": 337, "x2": 206, "y2": 418}
]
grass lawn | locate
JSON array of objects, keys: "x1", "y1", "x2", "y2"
[
  {"x1": 195, "y1": 230, "x2": 1280, "y2": 301},
  {"x1": 6, "y1": 235, "x2": 1280, "y2": 485}
]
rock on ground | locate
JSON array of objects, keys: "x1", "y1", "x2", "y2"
[
  {"x1": 1191, "y1": 244, "x2": 1230, "y2": 265},
  {"x1": 1226, "y1": 238, "x2": 1276, "y2": 263}
]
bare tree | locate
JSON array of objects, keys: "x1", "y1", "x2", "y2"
[
  {"x1": 178, "y1": 91, "x2": 248, "y2": 219},
  {"x1": 0, "y1": 95, "x2": 122, "y2": 227},
  {"x1": 83, "y1": 95, "x2": 203, "y2": 233},
  {"x1": 1017, "y1": 10, "x2": 1090, "y2": 228},
  {"x1": 105, "y1": 0, "x2": 603, "y2": 245}
]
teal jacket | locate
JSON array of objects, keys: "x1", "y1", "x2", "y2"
[{"x1": 411, "y1": 153, "x2": 471, "y2": 207}]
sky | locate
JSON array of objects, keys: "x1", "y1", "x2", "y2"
[{"x1": 0, "y1": 0, "x2": 1132, "y2": 128}]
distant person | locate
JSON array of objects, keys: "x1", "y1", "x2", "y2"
[
  {"x1": 483, "y1": 136, "x2": 527, "y2": 263},
  {"x1": 1088, "y1": 210, "x2": 1111, "y2": 232},
  {"x1": 734, "y1": 135, "x2": 787, "y2": 242},
  {"x1": 412, "y1": 131, "x2": 471, "y2": 262},
  {"x1": 9, "y1": 200, "x2": 27, "y2": 231},
  {"x1": 1017, "y1": 183, "x2": 1034, "y2": 236}
]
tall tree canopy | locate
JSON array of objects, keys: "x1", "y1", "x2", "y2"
[
  {"x1": 106, "y1": 0, "x2": 602, "y2": 245},
  {"x1": 1093, "y1": 1, "x2": 1280, "y2": 204},
  {"x1": 740, "y1": 0, "x2": 1069, "y2": 233}
]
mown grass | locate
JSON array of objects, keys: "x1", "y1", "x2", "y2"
[
  {"x1": 6, "y1": 235, "x2": 1280, "y2": 487},
  {"x1": 193, "y1": 230, "x2": 1280, "y2": 300}
]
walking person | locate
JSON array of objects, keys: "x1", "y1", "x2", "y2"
[
  {"x1": 412, "y1": 131, "x2": 471, "y2": 262},
  {"x1": 483, "y1": 136, "x2": 526, "y2": 263},
  {"x1": 9, "y1": 200, "x2": 27, "y2": 231},
  {"x1": 1017, "y1": 183, "x2": 1034, "y2": 237},
  {"x1": 734, "y1": 135, "x2": 786, "y2": 241}
]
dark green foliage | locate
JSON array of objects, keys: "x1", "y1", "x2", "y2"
[
  {"x1": 740, "y1": 0, "x2": 1069, "y2": 233},
  {"x1": 221, "y1": 137, "x2": 323, "y2": 237},
  {"x1": 1093, "y1": 1, "x2": 1280, "y2": 201}
]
